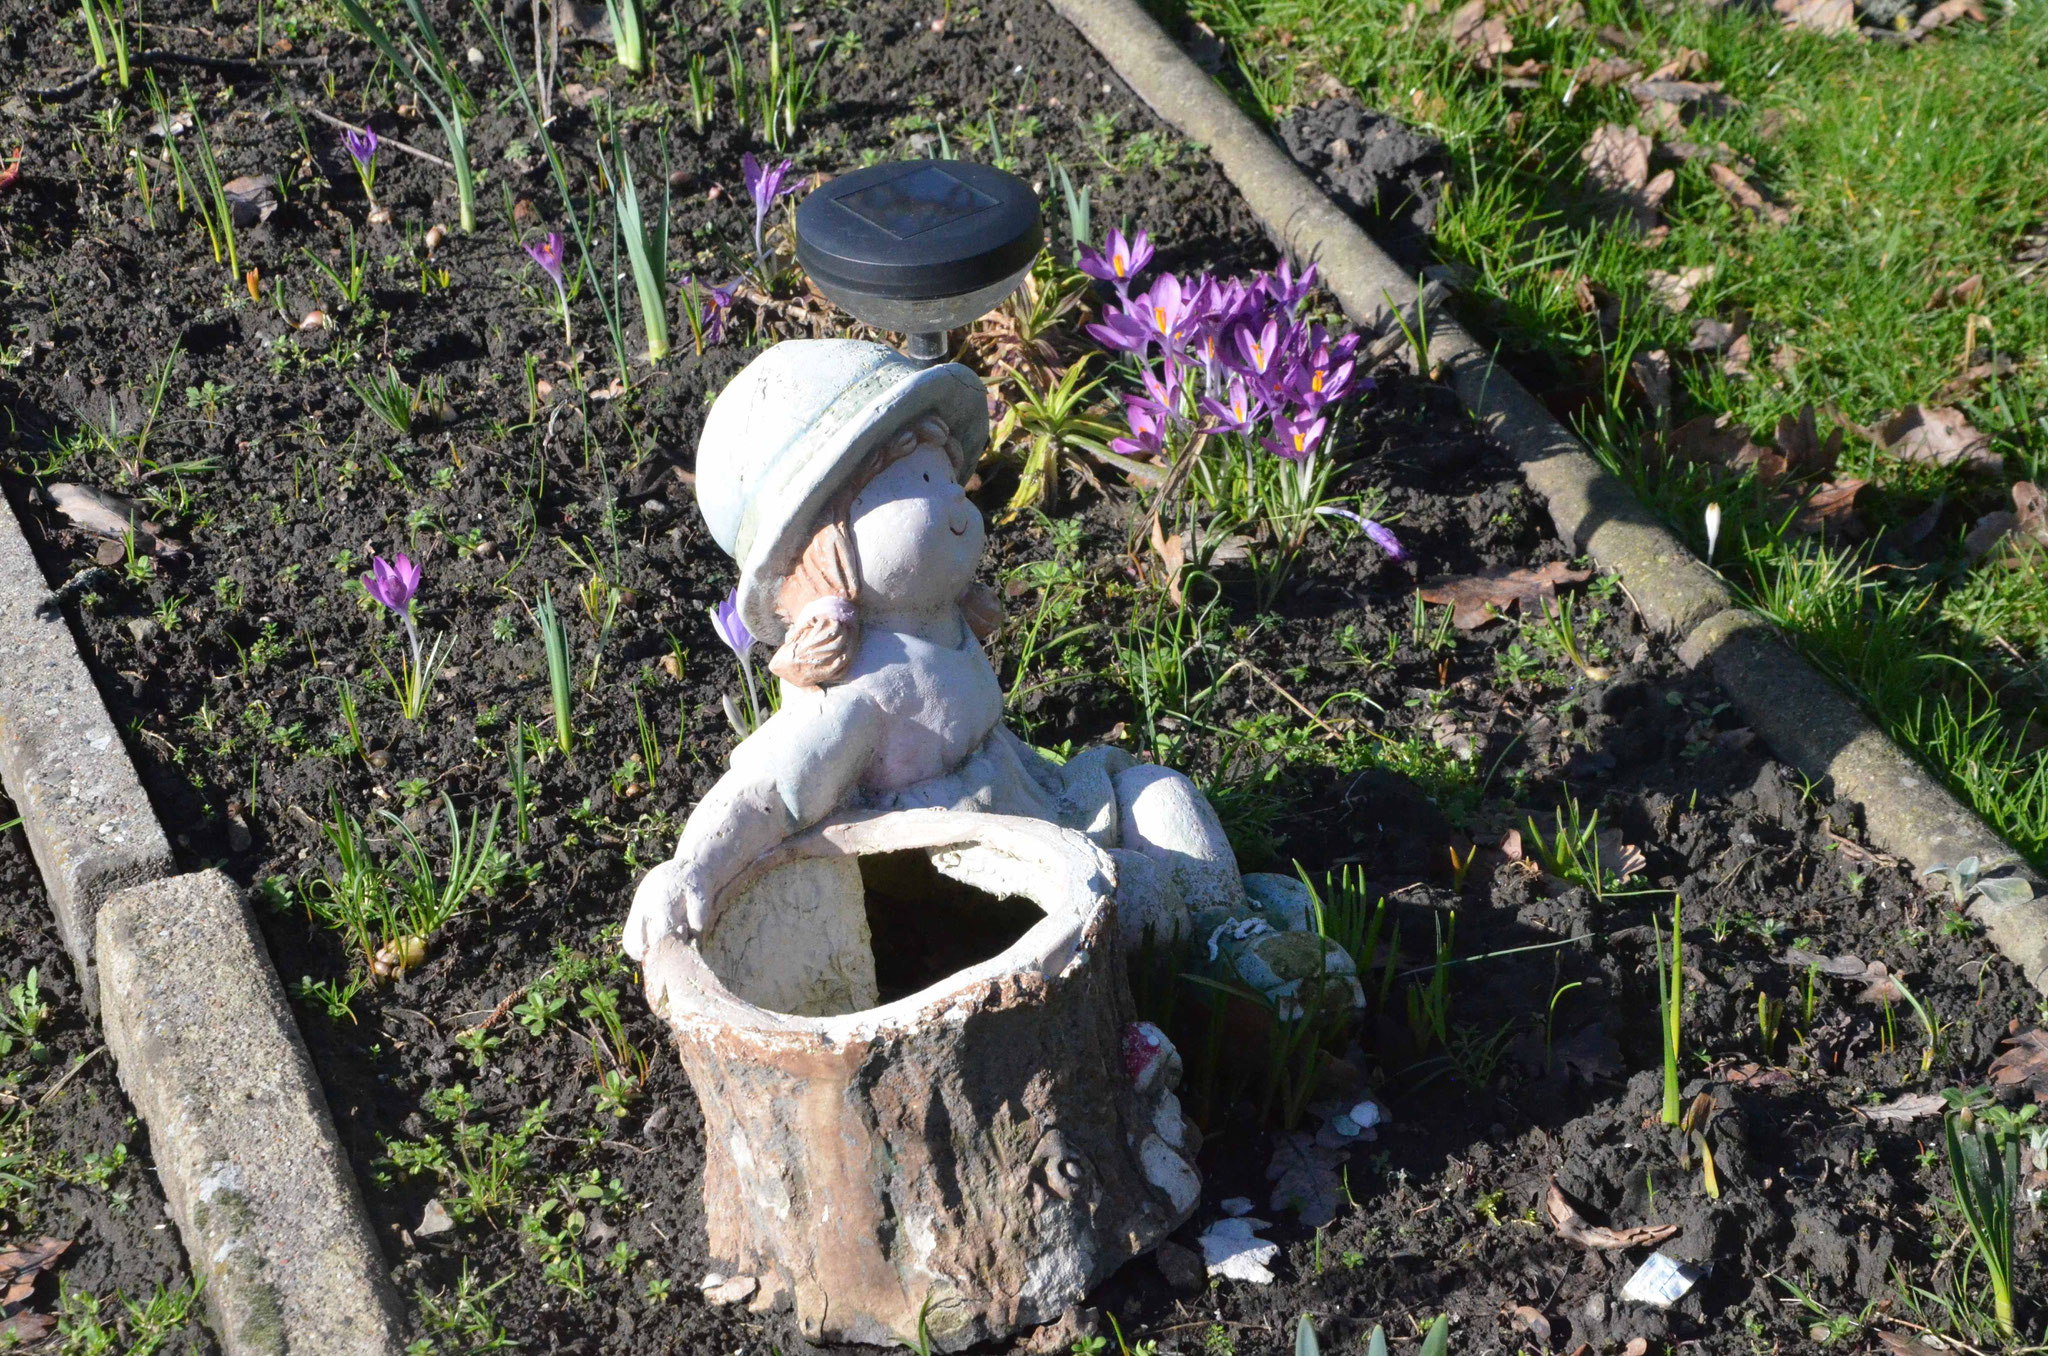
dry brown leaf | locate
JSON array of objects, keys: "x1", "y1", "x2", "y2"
[
  {"x1": 1773, "y1": 0, "x2": 1854, "y2": 34},
  {"x1": 1770, "y1": 341, "x2": 1802, "y2": 374},
  {"x1": 1581, "y1": 122, "x2": 1652, "y2": 192},
  {"x1": 1876, "y1": 405, "x2": 2003, "y2": 475},
  {"x1": 1645, "y1": 264, "x2": 1714, "y2": 312},
  {"x1": 1594, "y1": 829, "x2": 1646, "y2": 883},
  {"x1": 1551, "y1": 1023, "x2": 1623, "y2": 1083},
  {"x1": 1500, "y1": 827, "x2": 1527, "y2": 862},
  {"x1": 1784, "y1": 947, "x2": 1904, "y2": 1001},
  {"x1": 1874, "y1": 1332, "x2": 1947, "y2": 1356},
  {"x1": 1630, "y1": 349, "x2": 1672, "y2": 420},
  {"x1": 1789, "y1": 480, "x2": 1867, "y2": 537},
  {"x1": 1628, "y1": 79, "x2": 1732, "y2": 111},
  {"x1": 1575, "y1": 55, "x2": 1642, "y2": 86},
  {"x1": 1709, "y1": 162, "x2": 1791, "y2": 226},
  {"x1": 1911, "y1": 0, "x2": 1986, "y2": 35},
  {"x1": 1987, "y1": 1029, "x2": 2048, "y2": 1100},
  {"x1": 1417, "y1": 562, "x2": 1594, "y2": 629},
  {"x1": 1721, "y1": 332, "x2": 1753, "y2": 376},
  {"x1": 1447, "y1": 0, "x2": 1514, "y2": 64},
  {"x1": 1664, "y1": 412, "x2": 1765, "y2": 469},
  {"x1": 1511, "y1": 1305, "x2": 1553, "y2": 1346},
  {"x1": 1964, "y1": 481, "x2": 2048, "y2": 561},
  {"x1": 1772, "y1": 403, "x2": 1844, "y2": 479},
  {"x1": 1854, "y1": 1092, "x2": 1947, "y2": 1123},
  {"x1": 1928, "y1": 273, "x2": 1984, "y2": 309},
  {"x1": 1545, "y1": 1180, "x2": 1679, "y2": 1250},
  {"x1": 1689, "y1": 316, "x2": 1744, "y2": 353},
  {"x1": 1645, "y1": 47, "x2": 1707, "y2": 79},
  {"x1": 1, "y1": 1237, "x2": 71, "y2": 1310}
]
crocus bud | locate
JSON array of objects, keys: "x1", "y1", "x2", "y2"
[{"x1": 1704, "y1": 502, "x2": 1722, "y2": 564}]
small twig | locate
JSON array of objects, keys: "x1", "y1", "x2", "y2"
[
  {"x1": 1217, "y1": 658, "x2": 1342, "y2": 737},
  {"x1": 36, "y1": 1046, "x2": 107, "y2": 1107},
  {"x1": 460, "y1": 985, "x2": 528, "y2": 1038},
  {"x1": 303, "y1": 108, "x2": 454, "y2": 170}
]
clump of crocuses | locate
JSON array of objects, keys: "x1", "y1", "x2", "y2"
[
  {"x1": 1079, "y1": 235, "x2": 1403, "y2": 574},
  {"x1": 362, "y1": 552, "x2": 447, "y2": 719}
]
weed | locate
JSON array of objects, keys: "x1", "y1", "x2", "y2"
[
  {"x1": 1944, "y1": 1109, "x2": 2018, "y2": 1339},
  {"x1": 1653, "y1": 895, "x2": 1684, "y2": 1127},
  {"x1": 0, "y1": 969, "x2": 51, "y2": 1063}
]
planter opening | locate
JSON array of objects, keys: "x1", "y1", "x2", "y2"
[{"x1": 858, "y1": 848, "x2": 1043, "y2": 1002}]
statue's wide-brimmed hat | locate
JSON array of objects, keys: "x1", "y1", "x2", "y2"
[{"x1": 695, "y1": 340, "x2": 988, "y2": 647}]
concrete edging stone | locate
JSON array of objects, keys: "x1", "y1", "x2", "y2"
[
  {"x1": 0, "y1": 486, "x2": 406, "y2": 1355},
  {"x1": 0, "y1": 488, "x2": 176, "y2": 1006},
  {"x1": 1047, "y1": 0, "x2": 2048, "y2": 992}
]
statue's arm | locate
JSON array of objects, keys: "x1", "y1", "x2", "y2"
[{"x1": 624, "y1": 690, "x2": 880, "y2": 959}]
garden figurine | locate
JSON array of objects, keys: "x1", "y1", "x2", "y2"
[{"x1": 624, "y1": 339, "x2": 1249, "y2": 961}]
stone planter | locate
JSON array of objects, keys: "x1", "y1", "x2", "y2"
[{"x1": 641, "y1": 809, "x2": 1200, "y2": 1351}]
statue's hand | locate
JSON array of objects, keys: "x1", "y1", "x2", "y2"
[{"x1": 623, "y1": 857, "x2": 708, "y2": 962}]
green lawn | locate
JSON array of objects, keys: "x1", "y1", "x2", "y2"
[{"x1": 1182, "y1": 0, "x2": 2048, "y2": 863}]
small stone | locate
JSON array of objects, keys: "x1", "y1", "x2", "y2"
[
  {"x1": 1154, "y1": 1240, "x2": 1204, "y2": 1293},
  {"x1": 126, "y1": 617, "x2": 158, "y2": 643},
  {"x1": 702, "y1": 1274, "x2": 757, "y2": 1306},
  {"x1": 417, "y1": 1198, "x2": 455, "y2": 1236}
]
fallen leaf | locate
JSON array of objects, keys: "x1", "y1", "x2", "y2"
[
  {"x1": 0, "y1": 1313, "x2": 55, "y2": 1345},
  {"x1": 1511, "y1": 1305, "x2": 1553, "y2": 1346},
  {"x1": 1875, "y1": 1332, "x2": 1947, "y2": 1356},
  {"x1": 1645, "y1": 48, "x2": 1707, "y2": 79},
  {"x1": 222, "y1": 174, "x2": 279, "y2": 228},
  {"x1": 1664, "y1": 413, "x2": 1766, "y2": 471},
  {"x1": 41, "y1": 484, "x2": 186, "y2": 557},
  {"x1": 1594, "y1": 829, "x2": 1646, "y2": 883},
  {"x1": 1267, "y1": 1132, "x2": 1347, "y2": 1227},
  {"x1": 1500, "y1": 827, "x2": 1526, "y2": 862},
  {"x1": 1574, "y1": 56, "x2": 1643, "y2": 86},
  {"x1": 1721, "y1": 332, "x2": 1753, "y2": 376},
  {"x1": 1854, "y1": 1092, "x2": 1947, "y2": 1123},
  {"x1": 1722, "y1": 1062, "x2": 1794, "y2": 1087},
  {"x1": 1876, "y1": 405, "x2": 2002, "y2": 475},
  {"x1": 1911, "y1": 0, "x2": 1985, "y2": 35},
  {"x1": 1447, "y1": 0, "x2": 1514, "y2": 65},
  {"x1": 1708, "y1": 162, "x2": 1790, "y2": 226},
  {"x1": 1688, "y1": 316, "x2": 1745, "y2": 353},
  {"x1": 1645, "y1": 264, "x2": 1714, "y2": 312},
  {"x1": 1783, "y1": 947, "x2": 1904, "y2": 1002},
  {"x1": 1630, "y1": 348, "x2": 1671, "y2": 420},
  {"x1": 1545, "y1": 1180, "x2": 1679, "y2": 1250},
  {"x1": 1773, "y1": 0, "x2": 1854, "y2": 34},
  {"x1": 1928, "y1": 274, "x2": 1984, "y2": 310},
  {"x1": 1579, "y1": 123, "x2": 1673, "y2": 232},
  {"x1": 1770, "y1": 341, "x2": 1802, "y2": 374},
  {"x1": 1772, "y1": 404, "x2": 1844, "y2": 479},
  {"x1": 1987, "y1": 1029, "x2": 2048, "y2": 1100},
  {"x1": 1418, "y1": 562, "x2": 1594, "y2": 629},
  {"x1": 1, "y1": 1237, "x2": 71, "y2": 1310}
]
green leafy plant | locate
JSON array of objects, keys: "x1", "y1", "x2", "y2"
[
  {"x1": 535, "y1": 584, "x2": 574, "y2": 757},
  {"x1": 1944, "y1": 1109, "x2": 2018, "y2": 1339},
  {"x1": 603, "y1": 117, "x2": 671, "y2": 364},
  {"x1": 348, "y1": 364, "x2": 425, "y2": 438},
  {"x1": 603, "y1": 0, "x2": 651, "y2": 74},
  {"x1": 1653, "y1": 894, "x2": 1684, "y2": 1127},
  {"x1": 0, "y1": 968, "x2": 51, "y2": 1063},
  {"x1": 335, "y1": 0, "x2": 480, "y2": 232}
]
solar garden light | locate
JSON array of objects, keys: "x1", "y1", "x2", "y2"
[{"x1": 796, "y1": 159, "x2": 1042, "y2": 362}]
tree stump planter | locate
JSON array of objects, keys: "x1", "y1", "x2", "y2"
[{"x1": 641, "y1": 809, "x2": 1201, "y2": 1351}]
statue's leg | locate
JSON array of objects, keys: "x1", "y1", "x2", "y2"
[{"x1": 1112, "y1": 764, "x2": 1245, "y2": 918}]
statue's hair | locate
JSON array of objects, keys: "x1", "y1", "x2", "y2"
[{"x1": 767, "y1": 416, "x2": 999, "y2": 689}]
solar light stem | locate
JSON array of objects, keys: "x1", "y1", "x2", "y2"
[{"x1": 903, "y1": 330, "x2": 949, "y2": 363}]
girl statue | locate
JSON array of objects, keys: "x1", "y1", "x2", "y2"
[{"x1": 623, "y1": 340, "x2": 1247, "y2": 963}]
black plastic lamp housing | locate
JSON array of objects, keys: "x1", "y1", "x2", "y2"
[{"x1": 796, "y1": 159, "x2": 1043, "y2": 358}]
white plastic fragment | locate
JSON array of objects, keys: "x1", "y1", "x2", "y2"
[
  {"x1": 1198, "y1": 1216, "x2": 1279, "y2": 1284},
  {"x1": 1220, "y1": 1196, "x2": 1255, "y2": 1216},
  {"x1": 1621, "y1": 1252, "x2": 1704, "y2": 1308},
  {"x1": 1350, "y1": 1099, "x2": 1386, "y2": 1129}
]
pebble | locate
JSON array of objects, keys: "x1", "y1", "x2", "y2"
[
  {"x1": 702, "y1": 1274, "x2": 757, "y2": 1306},
  {"x1": 417, "y1": 1198, "x2": 454, "y2": 1236}
]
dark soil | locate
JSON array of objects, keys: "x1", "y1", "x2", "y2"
[{"x1": 0, "y1": 0, "x2": 2040, "y2": 1353}]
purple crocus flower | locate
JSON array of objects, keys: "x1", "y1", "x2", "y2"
[
  {"x1": 1078, "y1": 227, "x2": 1154, "y2": 292},
  {"x1": 1133, "y1": 273, "x2": 1192, "y2": 349},
  {"x1": 1110, "y1": 397, "x2": 1166, "y2": 460},
  {"x1": 704, "y1": 280, "x2": 738, "y2": 346},
  {"x1": 362, "y1": 553, "x2": 420, "y2": 616},
  {"x1": 710, "y1": 587, "x2": 752, "y2": 657},
  {"x1": 1230, "y1": 314, "x2": 1289, "y2": 381},
  {"x1": 524, "y1": 232, "x2": 567, "y2": 290},
  {"x1": 1317, "y1": 507, "x2": 1407, "y2": 560},
  {"x1": 1198, "y1": 376, "x2": 1264, "y2": 435},
  {"x1": 1140, "y1": 356, "x2": 1185, "y2": 417},
  {"x1": 1084, "y1": 306, "x2": 1150, "y2": 355},
  {"x1": 1263, "y1": 410, "x2": 1328, "y2": 463},
  {"x1": 1261, "y1": 257, "x2": 1318, "y2": 314},
  {"x1": 343, "y1": 126, "x2": 378, "y2": 168},
  {"x1": 741, "y1": 152, "x2": 798, "y2": 267}
]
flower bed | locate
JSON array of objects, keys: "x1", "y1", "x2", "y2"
[{"x1": 0, "y1": 0, "x2": 2041, "y2": 1351}]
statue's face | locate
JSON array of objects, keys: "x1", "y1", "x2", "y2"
[{"x1": 849, "y1": 437, "x2": 983, "y2": 616}]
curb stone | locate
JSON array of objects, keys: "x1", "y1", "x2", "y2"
[
  {"x1": 1048, "y1": 0, "x2": 2048, "y2": 992},
  {"x1": 0, "y1": 488, "x2": 176, "y2": 1007},
  {"x1": 0, "y1": 484, "x2": 407, "y2": 1354},
  {"x1": 97, "y1": 869, "x2": 407, "y2": 1356}
]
